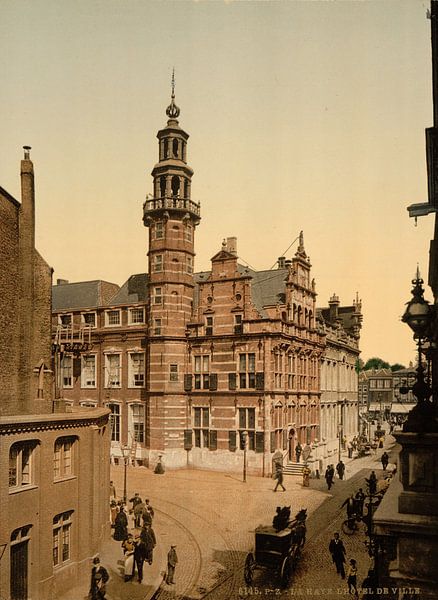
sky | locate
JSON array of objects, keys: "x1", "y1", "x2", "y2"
[{"x1": 0, "y1": 0, "x2": 435, "y2": 367}]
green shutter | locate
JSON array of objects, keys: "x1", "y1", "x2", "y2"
[
  {"x1": 270, "y1": 431, "x2": 276, "y2": 453},
  {"x1": 209, "y1": 430, "x2": 217, "y2": 451},
  {"x1": 229, "y1": 430, "x2": 237, "y2": 452},
  {"x1": 184, "y1": 429, "x2": 193, "y2": 450},
  {"x1": 209, "y1": 373, "x2": 218, "y2": 391},
  {"x1": 228, "y1": 373, "x2": 237, "y2": 390},
  {"x1": 184, "y1": 374, "x2": 193, "y2": 392},
  {"x1": 255, "y1": 372, "x2": 265, "y2": 390}
]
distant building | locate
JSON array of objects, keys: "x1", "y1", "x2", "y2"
[
  {"x1": 51, "y1": 91, "x2": 361, "y2": 475},
  {"x1": 317, "y1": 294, "x2": 362, "y2": 466},
  {"x1": 0, "y1": 149, "x2": 110, "y2": 600}
]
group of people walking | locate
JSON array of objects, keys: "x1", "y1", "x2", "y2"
[
  {"x1": 328, "y1": 532, "x2": 359, "y2": 596},
  {"x1": 324, "y1": 461, "x2": 345, "y2": 490}
]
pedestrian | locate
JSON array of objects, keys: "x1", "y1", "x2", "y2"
[
  {"x1": 129, "y1": 492, "x2": 143, "y2": 511},
  {"x1": 142, "y1": 506, "x2": 153, "y2": 526},
  {"x1": 378, "y1": 437, "x2": 384, "y2": 449},
  {"x1": 110, "y1": 480, "x2": 116, "y2": 501},
  {"x1": 347, "y1": 441, "x2": 353, "y2": 459},
  {"x1": 341, "y1": 494, "x2": 356, "y2": 520},
  {"x1": 302, "y1": 465, "x2": 311, "y2": 487},
  {"x1": 346, "y1": 558, "x2": 358, "y2": 596},
  {"x1": 295, "y1": 442, "x2": 302, "y2": 463},
  {"x1": 121, "y1": 533, "x2": 135, "y2": 555},
  {"x1": 381, "y1": 451, "x2": 389, "y2": 471},
  {"x1": 89, "y1": 556, "x2": 109, "y2": 600},
  {"x1": 336, "y1": 460, "x2": 345, "y2": 480},
  {"x1": 273, "y1": 464, "x2": 286, "y2": 492},
  {"x1": 144, "y1": 499, "x2": 154, "y2": 520},
  {"x1": 114, "y1": 506, "x2": 128, "y2": 541},
  {"x1": 132, "y1": 539, "x2": 147, "y2": 583},
  {"x1": 366, "y1": 470, "x2": 378, "y2": 496},
  {"x1": 166, "y1": 544, "x2": 178, "y2": 585},
  {"x1": 354, "y1": 488, "x2": 366, "y2": 518},
  {"x1": 329, "y1": 532, "x2": 346, "y2": 578},
  {"x1": 325, "y1": 465, "x2": 334, "y2": 490},
  {"x1": 110, "y1": 500, "x2": 118, "y2": 526},
  {"x1": 140, "y1": 522, "x2": 156, "y2": 565},
  {"x1": 361, "y1": 569, "x2": 378, "y2": 600},
  {"x1": 133, "y1": 500, "x2": 145, "y2": 528}
]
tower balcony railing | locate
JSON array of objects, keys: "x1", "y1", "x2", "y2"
[{"x1": 143, "y1": 195, "x2": 200, "y2": 217}]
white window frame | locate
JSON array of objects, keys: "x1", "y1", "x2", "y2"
[
  {"x1": 169, "y1": 364, "x2": 179, "y2": 382},
  {"x1": 105, "y1": 309, "x2": 121, "y2": 327},
  {"x1": 128, "y1": 307, "x2": 145, "y2": 325},
  {"x1": 154, "y1": 318, "x2": 162, "y2": 335},
  {"x1": 108, "y1": 403, "x2": 121, "y2": 442},
  {"x1": 81, "y1": 354, "x2": 97, "y2": 388},
  {"x1": 54, "y1": 437, "x2": 75, "y2": 480},
  {"x1": 184, "y1": 223, "x2": 193, "y2": 242},
  {"x1": 53, "y1": 511, "x2": 73, "y2": 567},
  {"x1": 155, "y1": 221, "x2": 164, "y2": 240},
  {"x1": 154, "y1": 287, "x2": 163, "y2": 304},
  {"x1": 128, "y1": 352, "x2": 145, "y2": 388},
  {"x1": 194, "y1": 355, "x2": 210, "y2": 390},
  {"x1": 81, "y1": 312, "x2": 96, "y2": 328},
  {"x1": 62, "y1": 354, "x2": 73, "y2": 389},
  {"x1": 105, "y1": 353, "x2": 122, "y2": 388},
  {"x1": 154, "y1": 254, "x2": 163, "y2": 272},
  {"x1": 186, "y1": 255, "x2": 193, "y2": 274},
  {"x1": 193, "y1": 407, "x2": 210, "y2": 448},
  {"x1": 58, "y1": 313, "x2": 73, "y2": 327},
  {"x1": 9, "y1": 442, "x2": 37, "y2": 490},
  {"x1": 129, "y1": 403, "x2": 145, "y2": 443}
]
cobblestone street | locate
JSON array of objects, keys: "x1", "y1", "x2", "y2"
[{"x1": 93, "y1": 439, "x2": 395, "y2": 600}]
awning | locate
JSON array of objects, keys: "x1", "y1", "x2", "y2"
[{"x1": 391, "y1": 403, "x2": 416, "y2": 414}]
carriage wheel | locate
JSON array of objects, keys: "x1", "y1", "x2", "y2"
[
  {"x1": 244, "y1": 553, "x2": 256, "y2": 585},
  {"x1": 341, "y1": 518, "x2": 357, "y2": 536},
  {"x1": 280, "y1": 554, "x2": 293, "y2": 588}
]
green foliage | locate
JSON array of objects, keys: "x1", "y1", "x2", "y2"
[
  {"x1": 364, "y1": 357, "x2": 390, "y2": 370},
  {"x1": 390, "y1": 363, "x2": 406, "y2": 372}
]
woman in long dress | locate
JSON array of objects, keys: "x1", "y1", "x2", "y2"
[{"x1": 114, "y1": 507, "x2": 128, "y2": 541}]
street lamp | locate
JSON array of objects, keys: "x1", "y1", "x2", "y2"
[
  {"x1": 402, "y1": 269, "x2": 438, "y2": 432},
  {"x1": 242, "y1": 431, "x2": 248, "y2": 483},
  {"x1": 121, "y1": 444, "x2": 130, "y2": 505}
]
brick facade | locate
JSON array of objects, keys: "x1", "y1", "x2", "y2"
[
  {"x1": 0, "y1": 150, "x2": 110, "y2": 600},
  {"x1": 52, "y1": 94, "x2": 362, "y2": 476}
]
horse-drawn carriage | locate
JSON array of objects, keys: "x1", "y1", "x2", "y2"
[{"x1": 244, "y1": 508, "x2": 307, "y2": 587}]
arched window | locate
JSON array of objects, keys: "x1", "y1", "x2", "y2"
[
  {"x1": 160, "y1": 177, "x2": 166, "y2": 198},
  {"x1": 171, "y1": 176, "x2": 180, "y2": 197},
  {"x1": 172, "y1": 138, "x2": 179, "y2": 158}
]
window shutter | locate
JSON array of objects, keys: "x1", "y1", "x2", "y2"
[
  {"x1": 184, "y1": 374, "x2": 192, "y2": 392},
  {"x1": 229, "y1": 430, "x2": 237, "y2": 452},
  {"x1": 184, "y1": 429, "x2": 193, "y2": 450},
  {"x1": 255, "y1": 372, "x2": 265, "y2": 390},
  {"x1": 270, "y1": 431, "x2": 276, "y2": 453},
  {"x1": 228, "y1": 373, "x2": 237, "y2": 390},
  {"x1": 209, "y1": 430, "x2": 217, "y2": 451},
  {"x1": 73, "y1": 358, "x2": 81, "y2": 379},
  {"x1": 209, "y1": 373, "x2": 218, "y2": 391},
  {"x1": 255, "y1": 431, "x2": 264, "y2": 453}
]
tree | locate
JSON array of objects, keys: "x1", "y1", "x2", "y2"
[
  {"x1": 391, "y1": 363, "x2": 406, "y2": 372},
  {"x1": 364, "y1": 357, "x2": 390, "y2": 370}
]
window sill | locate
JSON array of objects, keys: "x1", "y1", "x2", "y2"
[
  {"x1": 9, "y1": 484, "x2": 38, "y2": 495},
  {"x1": 54, "y1": 475, "x2": 77, "y2": 484}
]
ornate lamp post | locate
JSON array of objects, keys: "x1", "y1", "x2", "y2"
[
  {"x1": 121, "y1": 444, "x2": 130, "y2": 505},
  {"x1": 242, "y1": 430, "x2": 248, "y2": 483},
  {"x1": 401, "y1": 269, "x2": 437, "y2": 432}
]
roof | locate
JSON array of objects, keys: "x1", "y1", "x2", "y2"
[
  {"x1": 108, "y1": 273, "x2": 149, "y2": 305},
  {"x1": 52, "y1": 280, "x2": 120, "y2": 311},
  {"x1": 318, "y1": 305, "x2": 358, "y2": 335},
  {"x1": 0, "y1": 185, "x2": 20, "y2": 208},
  {"x1": 248, "y1": 268, "x2": 288, "y2": 317}
]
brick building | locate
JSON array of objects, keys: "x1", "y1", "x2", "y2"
[
  {"x1": 52, "y1": 89, "x2": 361, "y2": 475},
  {"x1": 0, "y1": 149, "x2": 110, "y2": 600}
]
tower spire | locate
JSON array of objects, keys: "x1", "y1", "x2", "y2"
[{"x1": 166, "y1": 68, "x2": 180, "y2": 119}]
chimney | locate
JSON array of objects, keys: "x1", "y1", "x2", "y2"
[
  {"x1": 56, "y1": 279, "x2": 69, "y2": 285},
  {"x1": 278, "y1": 257, "x2": 286, "y2": 269},
  {"x1": 226, "y1": 237, "x2": 237, "y2": 256},
  {"x1": 285, "y1": 259, "x2": 292, "y2": 268},
  {"x1": 328, "y1": 293, "x2": 340, "y2": 322}
]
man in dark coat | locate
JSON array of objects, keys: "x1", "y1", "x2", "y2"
[
  {"x1": 295, "y1": 442, "x2": 302, "y2": 463},
  {"x1": 366, "y1": 470, "x2": 378, "y2": 495},
  {"x1": 336, "y1": 460, "x2": 345, "y2": 480},
  {"x1": 132, "y1": 539, "x2": 147, "y2": 583},
  {"x1": 273, "y1": 464, "x2": 286, "y2": 492},
  {"x1": 140, "y1": 523, "x2": 156, "y2": 565},
  {"x1": 354, "y1": 488, "x2": 366, "y2": 517},
  {"x1": 381, "y1": 451, "x2": 389, "y2": 471},
  {"x1": 328, "y1": 532, "x2": 346, "y2": 578},
  {"x1": 129, "y1": 493, "x2": 143, "y2": 511},
  {"x1": 166, "y1": 545, "x2": 178, "y2": 584},
  {"x1": 89, "y1": 556, "x2": 109, "y2": 599},
  {"x1": 133, "y1": 500, "x2": 145, "y2": 528},
  {"x1": 325, "y1": 465, "x2": 334, "y2": 490},
  {"x1": 114, "y1": 507, "x2": 128, "y2": 541}
]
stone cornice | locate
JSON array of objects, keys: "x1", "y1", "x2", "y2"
[{"x1": 0, "y1": 408, "x2": 110, "y2": 435}]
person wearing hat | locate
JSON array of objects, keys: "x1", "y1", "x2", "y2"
[
  {"x1": 89, "y1": 556, "x2": 109, "y2": 599},
  {"x1": 166, "y1": 544, "x2": 178, "y2": 585}
]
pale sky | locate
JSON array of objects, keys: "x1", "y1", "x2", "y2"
[{"x1": 0, "y1": 0, "x2": 435, "y2": 366}]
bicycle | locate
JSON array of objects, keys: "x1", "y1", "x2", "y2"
[{"x1": 341, "y1": 513, "x2": 363, "y2": 535}]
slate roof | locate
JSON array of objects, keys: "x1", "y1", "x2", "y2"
[
  {"x1": 108, "y1": 273, "x2": 149, "y2": 305},
  {"x1": 318, "y1": 306, "x2": 358, "y2": 335},
  {"x1": 52, "y1": 280, "x2": 120, "y2": 311}
]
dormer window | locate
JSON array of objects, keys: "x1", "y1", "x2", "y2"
[
  {"x1": 58, "y1": 313, "x2": 72, "y2": 327},
  {"x1": 105, "y1": 310, "x2": 121, "y2": 327}
]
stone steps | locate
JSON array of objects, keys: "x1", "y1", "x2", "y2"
[{"x1": 283, "y1": 462, "x2": 305, "y2": 476}]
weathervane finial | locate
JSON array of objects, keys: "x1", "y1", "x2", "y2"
[{"x1": 166, "y1": 67, "x2": 180, "y2": 119}]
